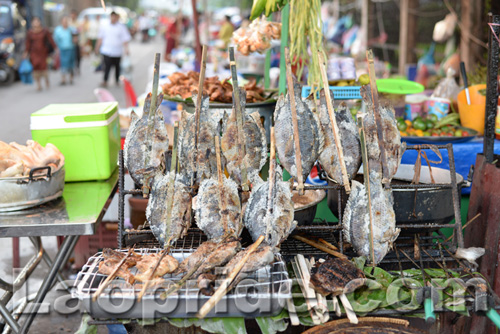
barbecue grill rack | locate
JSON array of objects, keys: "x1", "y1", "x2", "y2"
[
  {"x1": 117, "y1": 143, "x2": 466, "y2": 270},
  {"x1": 73, "y1": 248, "x2": 292, "y2": 319}
]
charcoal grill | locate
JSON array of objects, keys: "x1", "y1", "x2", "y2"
[{"x1": 73, "y1": 248, "x2": 291, "y2": 319}]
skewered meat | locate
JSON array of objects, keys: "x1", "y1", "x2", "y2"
[
  {"x1": 317, "y1": 90, "x2": 361, "y2": 184},
  {"x1": 243, "y1": 165, "x2": 296, "y2": 248},
  {"x1": 221, "y1": 88, "x2": 267, "y2": 185},
  {"x1": 0, "y1": 140, "x2": 64, "y2": 178},
  {"x1": 162, "y1": 72, "x2": 267, "y2": 103},
  {"x1": 310, "y1": 257, "x2": 365, "y2": 296},
  {"x1": 134, "y1": 252, "x2": 179, "y2": 282},
  {"x1": 98, "y1": 260, "x2": 136, "y2": 285},
  {"x1": 178, "y1": 94, "x2": 223, "y2": 184},
  {"x1": 176, "y1": 240, "x2": 241, "y2": 275},
  {"x1": 199, "y1": 244, "x2": 275, "y2": 295},
  {"x1": 342, "y1": 85, "x2": 402, "y2": 264},
  {"x1": 97, "y1": 249, "x2": 142, "y2": 284},
  {"x1": 124, "y1": 93, "x2": 169, "y2": 186},
  {"x1": 147, "y1": 173, "x2": 192, "y2": 247},
  {"x1": 274, "y1": 81, "x2": 323, "y2": 182},
  {"x1": 195, "y1": 178, "x2": 242, "y2": 243}
]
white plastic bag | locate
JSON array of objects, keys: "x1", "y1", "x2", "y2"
[{"x1": 120, "y1": 55, "x2": 133, "y2": 81}]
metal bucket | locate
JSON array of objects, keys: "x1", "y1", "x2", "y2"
[
  {"x1": 0, "y1": 166, "x2": 65, "y2": 212},
  {"x1": 183, "y1": 100, "x2": 276, "y2": 143},
  {"x1": 327, "y1": 164, "x2": 464, "y2": 228}
]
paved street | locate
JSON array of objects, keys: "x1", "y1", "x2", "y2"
[{"x1": 0, "y1": 37, "x2": 166, "y2": 333}]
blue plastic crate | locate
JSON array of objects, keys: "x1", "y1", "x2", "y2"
[{"x1": 301, "y1": 86, "x2": 362, "y2": 100}]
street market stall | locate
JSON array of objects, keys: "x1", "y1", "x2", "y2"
[{"x1": 2, "y1": 2, "x2": 500, "y2": 334}]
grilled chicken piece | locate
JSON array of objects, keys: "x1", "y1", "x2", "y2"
[
  {"x1": 124, "y1": 93, "x2": 169, "y2": 186},
  {"x1": 97, "y1": 249, "x2": 142, "y2": 284},
  {"x1": 178, "y1": 94, "x2": 223, "y2": 185},
  {"x1": 175, "y1": 240, "x2": 241, "y2": 276},
  {"x1": 274, "y1": 80, "x2": 323, "y2": 182},
  {"x1": 310, "y1": 257, "x2": 365, "y2": 296},
  {"x1": 98, "y1": 260, "x2": 136, "y2": 285},
  {"x1": 317, "y1": 90, "x2": 361, "y2": 185},
  {"x1": 147, "y1": 172, "x2": 192, "y2": 247},
  {"x1": 195, "y1": 177, "x2": 242, "y2": 243},
  {"x1": 243, "y1": 166, "x2": 296, "y2": 248},
  {"x1": 199, "y1": 244, "x2": 275, "y2": 295},
  {"x1": 342, "y1": 85, "x2": 403, "y2": 264},
  {"x1": 221, "y1": 88, "x2": 267, "y2": 185},
  {"x1": 134, "y1": 253, "x2": 179, "y2": 282}
]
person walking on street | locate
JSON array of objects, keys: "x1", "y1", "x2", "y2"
[
  {"x1": 95, "y1": 11, "x2": 131, "y2": 87},
  {"x1": 24, "y1": 17, "x2": 57, "y2": 91},
  {"x1": 53, "y1": 16, "x2": 74, "y2": 85}
]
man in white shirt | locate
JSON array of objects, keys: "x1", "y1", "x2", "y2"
[{"x1": 95, "y1": 11, "x2": 131, "y2": 87}]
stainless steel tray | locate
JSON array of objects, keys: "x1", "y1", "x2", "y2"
[
  {"x1": 0, "y1": 166, "x2": 65, "y2": 212},
  {"x1": 73, "y1": 248, "x2": 292, "y2": 319}
]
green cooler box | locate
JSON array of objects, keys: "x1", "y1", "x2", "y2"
[{"x1": 31, "y1": 102, "x2": 120, "y2": 182}]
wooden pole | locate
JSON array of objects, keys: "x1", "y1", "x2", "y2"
[
  {"x1": 278, "y1": 3, "x2": 290, "y2": 95},
  {"x1": 398, "y1": 0, "x2": 409, "y2": 75},
  {"x1": 192, "y1": 46, "x2": 207, "y2": 186},
  {"x1": 284, "y1": 47, "x2": 305, "y2": 195},
  {"x1": 318, "y1": 52, "x2": 351, "y2": 193},
  {"x1": 191, "y1": 0, "x2": 202, "y2": 67}
]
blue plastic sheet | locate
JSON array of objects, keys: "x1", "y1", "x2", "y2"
[{"x1": 401, "y1": 138, "x2": 500, "y2": 194}]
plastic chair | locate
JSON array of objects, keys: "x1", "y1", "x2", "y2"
[
  {"x1": 93, "y1": 88, "x2": 117, "y2": 103},
  {"x1": 120, "y1": 76, "x2": 138, "y2": 107}
]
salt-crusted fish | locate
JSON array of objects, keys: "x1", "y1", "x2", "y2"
[
  {"x1": 317, "y1": 89, "x2": 361, "y2": 185},
  {"x1": 274, "y1": 80, "x2": 323, "y2": 182},
  {"x1": 124, "y1": 93, "x2": 168, "y2": 186}
]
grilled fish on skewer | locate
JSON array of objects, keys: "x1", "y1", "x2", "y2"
[
  {"x1": 178, "y1": 93, "x2": 223, "y2": 185},
  {"x1": 221, "y1": 88, "x2": 267, "y2": 185},
  {"x1": 243, "y1": 165, "x2": 296, "y2": 248},
  {"x1": 317, "y1": 90, "x2": 361, "y2": 185},
  {"x1": 134, "y1": 252, "x2": 179, "y2": 282},
  {"x1": 310, "y1": 257, "x2": 365, "y2": 296},
  {"x1": 147, "y1": 173, "x2": 192, "y2": 247},
  {"x1": 343, "y1": 179, "x2": 399, "y2": 264},
  {"x1": 360, "y1": 85, "x2": 405, "y2": 180},
  {"x1": 124, "y1": 93, "x2": 168, "y2": 186},
  {"x1": 274, "y1": 80, "x2": 323, "y2": 183},
  {"x1": 195, "y1": 177, "x2": 242, "y2": 243},
  {"x1": 342, "y1": 85, "x2": 402, "y2": 264}
]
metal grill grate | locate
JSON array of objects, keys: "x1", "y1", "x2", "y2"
[{"x1": 73, "y1": 248, "x2": 292, "y2": 319}]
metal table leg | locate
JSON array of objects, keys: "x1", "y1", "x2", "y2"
[
  {"x1": 19, "y1": 235, "x2": 79, "y2": 334},
  {"x1": 0, "y1": 303, "x2": 19, "y2": 334}
]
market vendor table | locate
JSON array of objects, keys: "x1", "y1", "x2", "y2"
[
  {"x1": 0, "y1": 168, "x2": 119, "y2": 333},
  {"x1": 401, "y1": 138, "x2": 500, "y2": 194}
]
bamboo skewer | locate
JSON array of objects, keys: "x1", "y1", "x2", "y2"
[
  {"x1": 366, "y1": 49, "x2": 389, "y2": 188},
  {"x1": 214, "y1": 136, "x2": 228, "y2": 233},
  {"x1": 196, "y1": 235, "x2": 265, "y2": 319},
  {"x1": 229, "y1": 47, "x2": 249, "y2": 191},
  {"x1": 192, "y1": 45, "x2": 208, "y2": 187},
  {"x1": 264, "y1": 127, "x2": 277, "y2": 243},
  {"x1": 291, "y1": 258, "x2": 320, "y2": 324},
  {"x1": 339, "y1": 293, "x2": 358, "y2": 324},
  {"x1": 92, "y1": 248, "x2": 134, "y2": 302},
  {"x1": 292, "y1": 235, "x2": 347, "y2": 259},
  {"x1": 357, "y1": 113, "x2": 376, "y2": 266},
  {"x1": 317, "y1": 52, "x2": 351, "y2": 193},
  {"x1": 137, "y1": 248, "x2": 170, "y2": 301},
  {"x1": 284, "y1": 47, "x2": 305, "y2": 196},
  {"x1": 164, "y1": 122, "x2": 179, "y2": 248},
  {"x1": 142, "y1": 53, "x2": 161, "y2": 197}
]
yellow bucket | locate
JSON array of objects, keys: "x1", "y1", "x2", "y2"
[{"x1": 457, "y1": 84, "x2": 486, "y2": 135}]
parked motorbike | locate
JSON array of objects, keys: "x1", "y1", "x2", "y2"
[{"x1": 0, "y1": 37, "x2": 16, "y2": 85}]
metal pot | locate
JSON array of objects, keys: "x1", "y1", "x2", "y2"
[
  {"x1": 293, "y1": 189, "x2": 326, "y2": 225},
  {"x1": 183, "y1": 100, "x2": 276, "y2": 143},
  {"x1": 327, "y1": 164, "x2": 464, "y2": 228},
  {"x1": 0, "y1": 166, "x2": 65, "y2": 212}
]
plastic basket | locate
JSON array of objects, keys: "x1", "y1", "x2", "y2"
[{"x1": 301, "y1": 86, "x2": 362, "y2": 100}]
